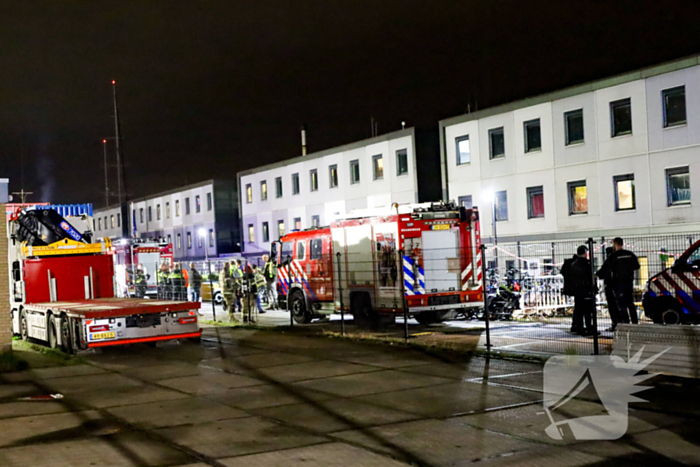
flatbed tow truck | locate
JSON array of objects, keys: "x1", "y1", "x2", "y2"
[{"x1": 8, "y1": 208, "x2": 201, "y2": 353}]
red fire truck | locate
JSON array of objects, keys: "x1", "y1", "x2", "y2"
[
  {"x1": 274, "y1": 202, "x2": 483, "y2": 325},
  {"x1": 8, "y1": 208, "x2": 201, "y2": 352},
  {"x1": 113, "y1": 238, "x2": 173, "y2": 298}
]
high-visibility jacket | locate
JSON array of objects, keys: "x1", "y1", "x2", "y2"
[
  {"x1": 182, "y1": 269, "x2": 189, "y2": 287},
  {"x1": 263, "y1": 261, "x2": 276, "y2": 280},
  {"x1": 254, "y1": 271, "x2": 266, "y2": 290},
  {"x1": 158, "y1": 270, "x2": 170, "y2": 284}
]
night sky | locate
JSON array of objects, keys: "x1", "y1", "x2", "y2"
[{"x1": 1, "y1": 1, "x2": 700, "y2": 207}]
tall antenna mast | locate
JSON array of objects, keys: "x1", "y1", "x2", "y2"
[
  {"x1": 111, "y1": 80, "x2": 128, "y2": 203},
  {"x1": 102, "y1": 139, "x2": 109, "y2": 206}
]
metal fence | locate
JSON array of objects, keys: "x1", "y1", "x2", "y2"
[{"x1": 479, "y1": 233, "x2": 698, "y2": 356}]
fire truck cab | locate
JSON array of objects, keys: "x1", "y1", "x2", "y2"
[{"x1": 275, "y1": 202, "x2": 483, "y2": 325}]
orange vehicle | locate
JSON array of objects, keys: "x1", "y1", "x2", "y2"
[{"x1": 274, "y1": 202, "x2": 483, "y2": 325}]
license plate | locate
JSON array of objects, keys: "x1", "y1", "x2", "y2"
[
  {"x1": 431, "y1": 224, "x2": 451, "y2": 230},
  {"x1": 90, "y1": 332, "x2": 115, "y2": 341}
]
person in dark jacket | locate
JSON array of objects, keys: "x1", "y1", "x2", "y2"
[
  {"x1": 596, "y1": 247, "x2": 621, "y2": 331},
  {"x1": 569, "y1": 245, "x2": 597, "y2": 336},
  {"x1": 597, "y1": 237, "x2": 640, "y2": 324},
  {"x1": 561, "y1": 254, "x2": 578, "y2": 332},
  {"x1": 189, "y1": 263, "x2": 202, "y2": 302}
]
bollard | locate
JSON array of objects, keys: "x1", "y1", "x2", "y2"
[
  {"x1": 480, "y1": 245, "x2": 491, "y2": 351},
  {"x1": 587, "y1": 237, "x2": 599, "y2": 355},
  {"x1": 336, "y1": 252, "x2": 345, "y2": 336},
  {"x1": 399, "y1": 249, "x2": 409, "y2": 343}
]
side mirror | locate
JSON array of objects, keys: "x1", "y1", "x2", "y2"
[
  {"x1": 270, "y1": 242, "x2": 278, "y2": 260},
  {"x1": 12, "y1": 261, "x2": 20, "y2": 282}
]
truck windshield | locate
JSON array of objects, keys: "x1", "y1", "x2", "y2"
[{"x1": 280, "y1": 241, "x2": 293, "y2": 265}]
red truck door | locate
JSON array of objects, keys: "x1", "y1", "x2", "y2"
[{"x1": 307, "y1": 235, "x2": 333, "y2": 302}]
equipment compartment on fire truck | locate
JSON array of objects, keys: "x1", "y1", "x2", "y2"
[
  {"x1": 8, "y1": 208, "x2": 201, "y2": 352},
  {"x1": 276, "y1": 202, "x2": 483, "y2": 325}
]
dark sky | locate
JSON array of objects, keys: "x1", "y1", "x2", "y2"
[{"x1": 1, "y1": 1, "x2": 700, "y2": 207}]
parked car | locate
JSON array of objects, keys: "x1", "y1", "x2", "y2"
[
  {"x1": 643, "y1": 239, "x2": 700, "y2": 325},
  {"x1": 201, "y1": 281, "x2": 224, "y2": 305}
]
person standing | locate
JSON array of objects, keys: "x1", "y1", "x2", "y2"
[
  {"x1": 253, "y1": 264, "x2": 267, "y2": 315},
  {"x1": 560, "y1": 253, "x2": 578, "y2": 332},
  {"x1": 597, "y1": 237, "x2": 640, "y2": 324},
  {"x1": 157, "y1": 263, "x2": 171, "y2": 299},
  {"x1": 596, "y1": 247, "x2": 621, "y2": 331},
  {"x1": 189, "y1": 262, "x2": 202, "y2": 302},
  {"x1": 233, "y1": 259, "x2": 244, "y2": 313},
  {"x1": 169, "y1": 263, "x2": 185, "y2": 300},
  {"x1": 134, "y1": 264, "x2": 149, "y2": 298},
  {"x1": 219, "y1": 262, "x2": 237, "y2": 321},
  {"x1": 262, "y1": 254, "x2": 278, "y2": 310},
  {"x1": 570, "y1": 245, "x2": 597, "y2": 336}
]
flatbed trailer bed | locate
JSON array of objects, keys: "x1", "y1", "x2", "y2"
[{"x1": 17, "y1": 298, "x2": 202, "y2": 351}]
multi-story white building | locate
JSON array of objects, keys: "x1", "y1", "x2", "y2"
[
  {"x1": 93, "y1": 179, "x2": 240, "y2": 261},
  {"x1": 441, "y1": 55, "x2": 700, "y2": 243},
  {"x1": 238, "y1": 128, "x2": 440, "y2": 258}
]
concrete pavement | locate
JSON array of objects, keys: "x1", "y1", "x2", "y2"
[{"x1": 0, "y1": 328, "x2": 698, "y2": 466}]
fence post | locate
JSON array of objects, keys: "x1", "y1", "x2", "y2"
[
  {"x1": 208, "y1": 259, "x2": 216, "y2": 322},
  {"x1": 336, "y1": 252, "x2": 345, "y2": 336},
  {"x1": 517, "y1": 241, "x2": 522, "y2": 277},
  {"x1": 587, "y1": 237, "x2": 599, "y2": 355},
  {"x1": 480, "y1": 245, "x2": 491, "y2": 351},
  {"x1": 399, "y1": 249, "x2": 409, "y2": 343}
]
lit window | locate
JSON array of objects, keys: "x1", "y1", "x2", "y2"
[
  {"x1": 311, "y1": 215, "x2": 320, "y2": 228},
  {"x1": 276, "y1": 177, "x2": 283, "y2": 198},
  {"x1": 167, "y1": 234, "x2": 171, "y2": 244},
  {"x1": 176, "y1": 233, "x2": 181, "y2": 249},
  {"x1": 98, "y1": 218, "x2": 102, "y2": 230},
  {"x1": 208, "y1": 229, "x2": 214, "y2": 247},
  {"x1": 157, "y1": 204, "x2": 161, "y2": 220},
  {"x1": 187, "y1": 232, "x2": 192, "y2": 248},
  {"x1": 262, "y1": 222, "x2": 269, "y2": 242},
  {"x1": 526, "y1": 186, "x2": 544, "y2": 219},
  {"x1": 456, "y1": 136, "x2": 470, "y2": 165},
  {"x1": 329, "y1": 165, "x2": 338, "y2": 188},
  {"x1": 110, "y1": 215, "x2": 114, "y2": 228},
  {"x1": 396, "y1": 149, "x2": 408, "y2": 175},
  {"x1": 565, "y1": 109, "x2": 584, "y2": 145},
  {"x1": 278, "y1": 220, "x2": 285, "y2": 239},
  {"x1": 568, "y1": 181, "x2": 588, "y2": 215},
  {"x1": 523, "y1": 119, "x2": 541, "y2": 153},
  {"x1": 614, "y1": 174, "x2": 635, "y2": 211},
  {"x1": 372, "y1": 155, "x2": 383, "y2": 180},
  {"x1": 350, "y1": 160, "x2": 360, "y2": 184},
  {"x1": 260, "y1": 181, "x2": 267, "y2": 201},
  {"x1": 495, "y1": 190, "x2": 508, "y2": 221},
  {"x1": 246, "y1": 184, "x2": 252, "y2": 203},
  {"x1": 195, "y1": 195, "x2": 201, "y2": 213},
  {"x1": 175, "y1": 199, "x2": 180, "y2": 217},
  {"x1": 294, "y1": 217, "x2": 302, "y2": 230},
  {"x1": 207, "y1": 192, "x2": 212, "y2": 211},
  {"x1": 489, "y1": 127, "x2": 505, "y2": 159},
  {"x1": 458, "y1": 195, "x2": 473, "y2": 209},
  {"x1": 666, "y1": 166, "x2": 690, "y2": 206},
  {"x1": 610, "y1": 98, "x2": 632, "y2": 137},
  {"x1": 663, "y1": 86, "x2": 686, "y2": 128},
  {"x1": 198, "y1": 232, "x2": 203, "y2": 248},
  {"x1": 310, "y1": 169, "x2": 318, "y2": 191},
  {"x1": 292, "y1": 173, "x2": 300, "y2": 195},
  {"x1": 248, "y1": 224, "x2": 255, "y2": 243}
]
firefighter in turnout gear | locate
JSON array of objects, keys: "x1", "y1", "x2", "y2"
[
  {"x1": 134, "y1": 264, "x2": 149, "y2": 298},
  {"x1": 262, "y1": 254, "x2": 278, "y2": 309},
  {"x1": 219, "y1": 262, "x2": 237, "y2": 321},
  {"x1": 169, "y1": 263, "x2": 185, "y2": 300},
  {"x1": 241, "y1": 265, "x2": 258, "y2": 323},
  {"x1": 157, "y1": 263, "x2": 170, "y2": 299},
  {"x1": 254, "y1": 264, "x2": 267, "y2": 314},
  {"x1": 232, "y1": 259, "x2": 244, "y2": 313}
]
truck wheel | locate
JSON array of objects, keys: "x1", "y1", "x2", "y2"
[
  {"x1": 20, "y1": 312, "x2": 28, "y2": 341},
  {"x1": 415, "y1": 311, "x2": 441, "y2": 325},
  {"x1": 351, "y1": 294, "x2": 375, "y2": 327},
  {"x1": 650, "y1": 296, "x2": 683, "y2": 325},
  {"x1": 290, "y1": 291, "x2": 311, "y2": 324},
  {"x1": 60, "y1": 317, "x2": 73, "y2": 353},
  {"x1": 48, "y1": 318, "x2": 58, "y2": 349},
  {"x1": 214, "y1": 291, "x2": 223, "y2": 305}
]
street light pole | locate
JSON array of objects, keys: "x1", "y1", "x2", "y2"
[{"x1": 200, "y1": 229, "x2": 215, "y2": 321}]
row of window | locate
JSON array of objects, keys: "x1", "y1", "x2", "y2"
[
  {"x1": 247, "y1": 215, "x2": 322, "y2": 243},
  {"x1": 137, "y1": 192, "x2": 212, "y2": 224},
  {"x1": 455, "y1": 86, "x2": 688, "y2": 164},
  {"x1": 245, "y1": 149, "x2": 409, "y2": 203},
  {"x1": 95, "y1": 213, "x2": 121, "y2": 231},
  {"x1": 171, "y1": 229, "x2": 215, "y2": 251},
  {"x1": 473, "y1": 166, "x2": 691, "y2": 222}
]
